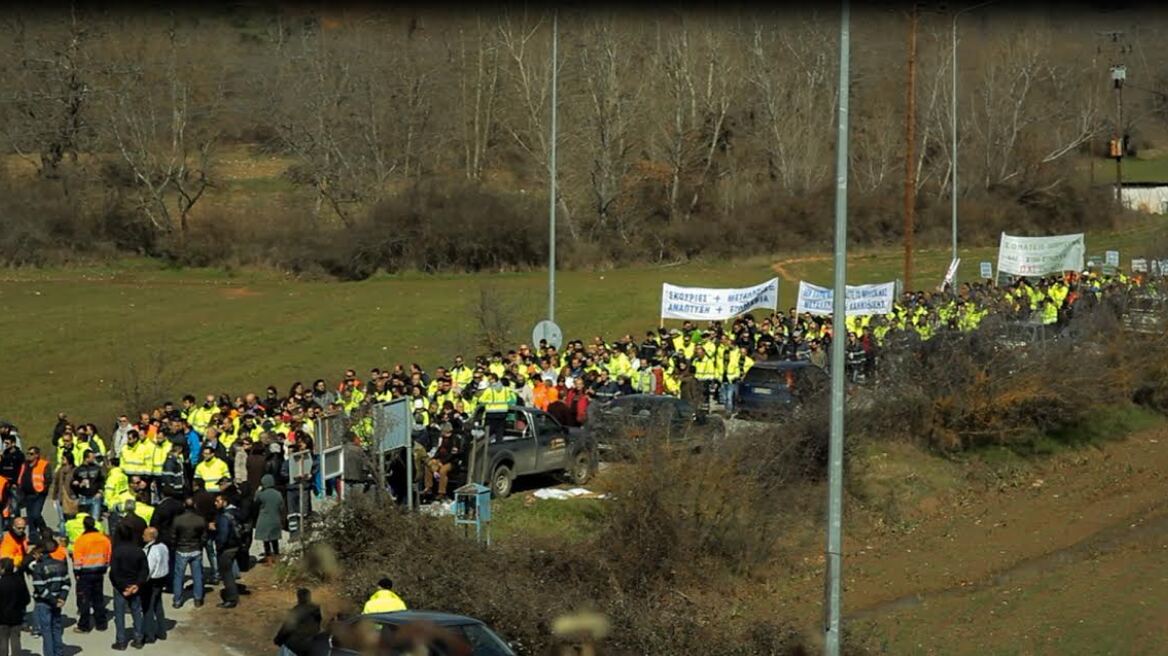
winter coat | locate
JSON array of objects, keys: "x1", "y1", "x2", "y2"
[
  {"x1": 51, "y1": 463, "x2": 79, "y2": 516},
  {"x1": 0, "y1": 571, "x2": 30, "y2": 625},
  {"x1": 254, "y1": 475, "x2": 286, "y2": 542}
]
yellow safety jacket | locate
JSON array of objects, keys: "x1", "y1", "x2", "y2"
[
  {"x1": 725, "y1": 352, "x2": 755, "y2": 382},
  {"x1": 188, "y1": 406, "x2": 216, "y2": 434},
  {"x1": 148, "y1": 440, "x2": 169, "y2": 476},
  {"x1": 450, "y1": 366, "x2": 474, "y2": 389},
  {"x1": 195, "y1": 458, "x2": 230, "y2": 492},
  {"x1": 120, "y1": 442, "x2": 152, "y2": 477},
  {"x1": 363, "y1": 589, "x2": 407, "y2": 614},
  {"x1": 103, "y1": 467, "x2": 133, "y2": 513},
  {"x1": 693, "y1": 356, "x2": 718, "y2": 381},
  {"x1": 479, "y1": 387, "x2": 514, "y2": 413},
  {"x1": 132, "y1": 500, "x2": 154, "y2": 525}
]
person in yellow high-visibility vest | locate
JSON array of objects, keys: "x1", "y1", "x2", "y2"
[
  {"x1": 691, "y1": 346, "x2": 719, "y2": 409},
  {"x1": 720, "y1": 346, "x2": 755, "y2": 414},
  {"x1": 363, "y1": 577, "x2": 407, "y2": 614},
  {"x1": 195, "y1": 448, "x2": 230, "y2": 493},
  {"x1": 478, "y1": 374, "x2": 515, "y2": 444},
  {"x1": 119, "y1": 430, "x2": 152, "y2": 479}
]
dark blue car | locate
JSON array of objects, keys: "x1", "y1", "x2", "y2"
[
  {"x1": 321, "y1": 610, "x2": 516, "y2": 655},
  {"x1": 735, "y1": 360, "x2": 828, "y2": 420}
]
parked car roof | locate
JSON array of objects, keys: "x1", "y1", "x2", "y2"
[
  {"x1": 359, "y1": 610, "x2": 490, "y2": 627},
  {"x1": 748, "y1": 360, "x2": 816, "y2": 371}
]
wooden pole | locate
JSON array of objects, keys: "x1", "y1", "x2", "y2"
[{"x1": 903, "y1": 4, "x2": 918, "y2": 292}]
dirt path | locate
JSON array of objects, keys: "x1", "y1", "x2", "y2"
[
  {"x1": 773, "y1": 426, "x2": 1168, "y2": 653},
  {"x1": 771, "y1": 254, "x2": 831, "y2": 282}
]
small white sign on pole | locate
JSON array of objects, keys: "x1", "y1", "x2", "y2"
[
  {"x1": 1131, "y1": 258, "x2": 1148, "y2": 273},
  {"x1": 979, "y1": 261, "x2": 993, "y2": 279},
  {"x1": 1105, "y1": 250, "x2": 1120, "y2": 267}
]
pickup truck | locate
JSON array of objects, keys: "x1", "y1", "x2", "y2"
[{"x1": 467, "y1": 405, "x2": 598, "y2": 498}]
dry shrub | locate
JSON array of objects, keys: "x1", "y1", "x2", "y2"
[
  {"x1": 316, "y1": 446, "x2": 827, "y2": 655},
  {"x1": 858, "y1": 298, "x2": 1168, "y2": 453}
]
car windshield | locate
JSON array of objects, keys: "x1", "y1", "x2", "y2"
[
  {"x1": 375, "y1": 621, "x2": 514, "y2": 656},
  {"x1": 743, "y1": 367, "x2": 795, "y2": 386},
  {"x1": 455, "y1": 623, "x2": 515, "y2": 656}
]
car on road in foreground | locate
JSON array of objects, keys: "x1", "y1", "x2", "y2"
[{"x1": 323, "y1": 610, "x2": 516, "y2": 656}]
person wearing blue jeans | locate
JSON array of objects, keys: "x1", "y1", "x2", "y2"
[
  {"x1": 172, "y1": 550, "x2": 203, "y2": 607},
  {"x1": 172, "y1": 496, "x2": 208, "y2": 608},
  {"x1": 77, "y1": 495, "x2": 102, "y2": 520},
  {"x1": 28, "y1": 539, "x2": 70, "y2": 656},
  {"x1": 109, "y1": 524, "x2": 147, "y2": 650},
  {"x1": 112, "y1": 590, "x2": 144, "y2": 649}
]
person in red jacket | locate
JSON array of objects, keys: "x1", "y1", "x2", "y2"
[{"x1": 562, "y1": 379, "x2": 591, "y2": 427}]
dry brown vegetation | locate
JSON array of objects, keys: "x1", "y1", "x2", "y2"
[
  {"x1": 1, "y1": 6, "x2": 1160, "y2": 274},
  {"x1": 302, "y1": 296, "x2": 1168, "y2": 654}
]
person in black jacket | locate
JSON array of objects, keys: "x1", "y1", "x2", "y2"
[
  {"x1": 70, "y1": 450, "x2": 105, "y2": 519},
  {"x1": 109, "y1": 524, "x2": 147, "y2": 650},
  {"x1": 0, "y1": 557, "x2": 29, "y2": 656},
  {"x1": 29, "y1": 538, "x2": 70, "y2": 656},
  {"x1": 171, "y1": 498, "x2": 207, "y2": 609},
  {"x1": 214, "y1": 494, "x2": 242, "y2": 609},
  {"x1": 273, "y1": 588, "x2": 322, "y2": 656}
]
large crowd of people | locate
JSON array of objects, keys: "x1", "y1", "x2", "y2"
[{"x1": 0, "y1": 267, "x2": 1158, "y2": 654}]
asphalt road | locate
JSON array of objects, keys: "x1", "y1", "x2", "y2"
[{"x1": 13, "y1": 500, "x2": 278, "y2": 656}]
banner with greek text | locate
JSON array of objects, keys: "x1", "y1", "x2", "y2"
[
  {"x1": 660, "y1": 278, "x2": 779, "y2": 321},
  {"x1": 997, "y1": 233, "x2": 1085, "y2": 277},
  {"x1": 795, "y1": 281, "x2": 896, "y2": 317}
]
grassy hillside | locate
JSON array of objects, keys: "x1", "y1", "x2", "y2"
[{"x1": 1, "y1": 219, "x2": 1161, "y2": 445}]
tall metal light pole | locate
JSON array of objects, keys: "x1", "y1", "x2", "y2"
[
  {"x1": 951, "y1": 0, "x2": 996, "y2": 267},
  {"x1": 824, "y1": 1, "x2": 850, "y2": 654},
  {"x1": 547, "y1": 11, "x2": 559, "y2": 323}
]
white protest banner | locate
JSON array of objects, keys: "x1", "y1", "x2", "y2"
[
  {"x1": 1131, "y1": 258, "x2": 1148, "y2": 273},
  {"x1": 997, "y1": 233, "x2": 1085, "y2": 277},
  {"x1": 660, "y1": 277, "x2": 779, "y2": 321},
  {"x1": 795, "y1": 281, "x2": 896, "y2": 317},
  {"x1": 979, "y1": 261, "x2": 993, "y2": 279}
]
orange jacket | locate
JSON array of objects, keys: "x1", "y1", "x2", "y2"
[
  {"x1": 50, "y1": 544, "x2": 68, "y2": 562},
  {"x1": 73, "y1": 531, "x2": 112, "y2": 574},
  {"x1": 18, "y1": 459, "x2": 49, "y2": 494},
  {"x1": 0, "y1": 530, "x2": 28, "y2": 568},
  {"x1": 533, "y1": 385, "x2": 559, "y2": 412}
]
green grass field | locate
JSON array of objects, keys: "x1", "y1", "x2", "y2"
[{"x1": 0, "y1": 220, "x2": 1161, "y2": 446}]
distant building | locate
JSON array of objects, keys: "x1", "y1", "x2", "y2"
[{"x1": 1121, "y1": 182, "x2": 1168, "y2": 215}]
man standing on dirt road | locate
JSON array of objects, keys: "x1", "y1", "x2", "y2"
[
  {"x1": 17, "y1": 447, "x2": 51, "y2": 543},
  {"x1": 273, "y1": 587, "x2": 321, "y2": 656},
  {"x1": 214, "y1": 493, "x2": 243, "y2": 609}
]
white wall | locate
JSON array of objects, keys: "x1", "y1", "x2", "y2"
[{"x1": 1121, "y1": 186, "x2": 1168, "y2": 214}]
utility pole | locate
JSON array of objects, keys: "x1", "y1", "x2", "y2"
[
  {"x1": 824, "y1": 1, "x2": 850, "y2": 654},
  {"x1": 903, "y1": 3, "x2": 918, "y2": 292},
  {"x1": 1097, "y1": 30, "x2": 1129, "y2": 209},
  {"x1": 547, "y1": 11, "x2": 559, "y2": 322},
  {"x1": 1112, "y1": 62, "x2": 1126, "y2": 208}
]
